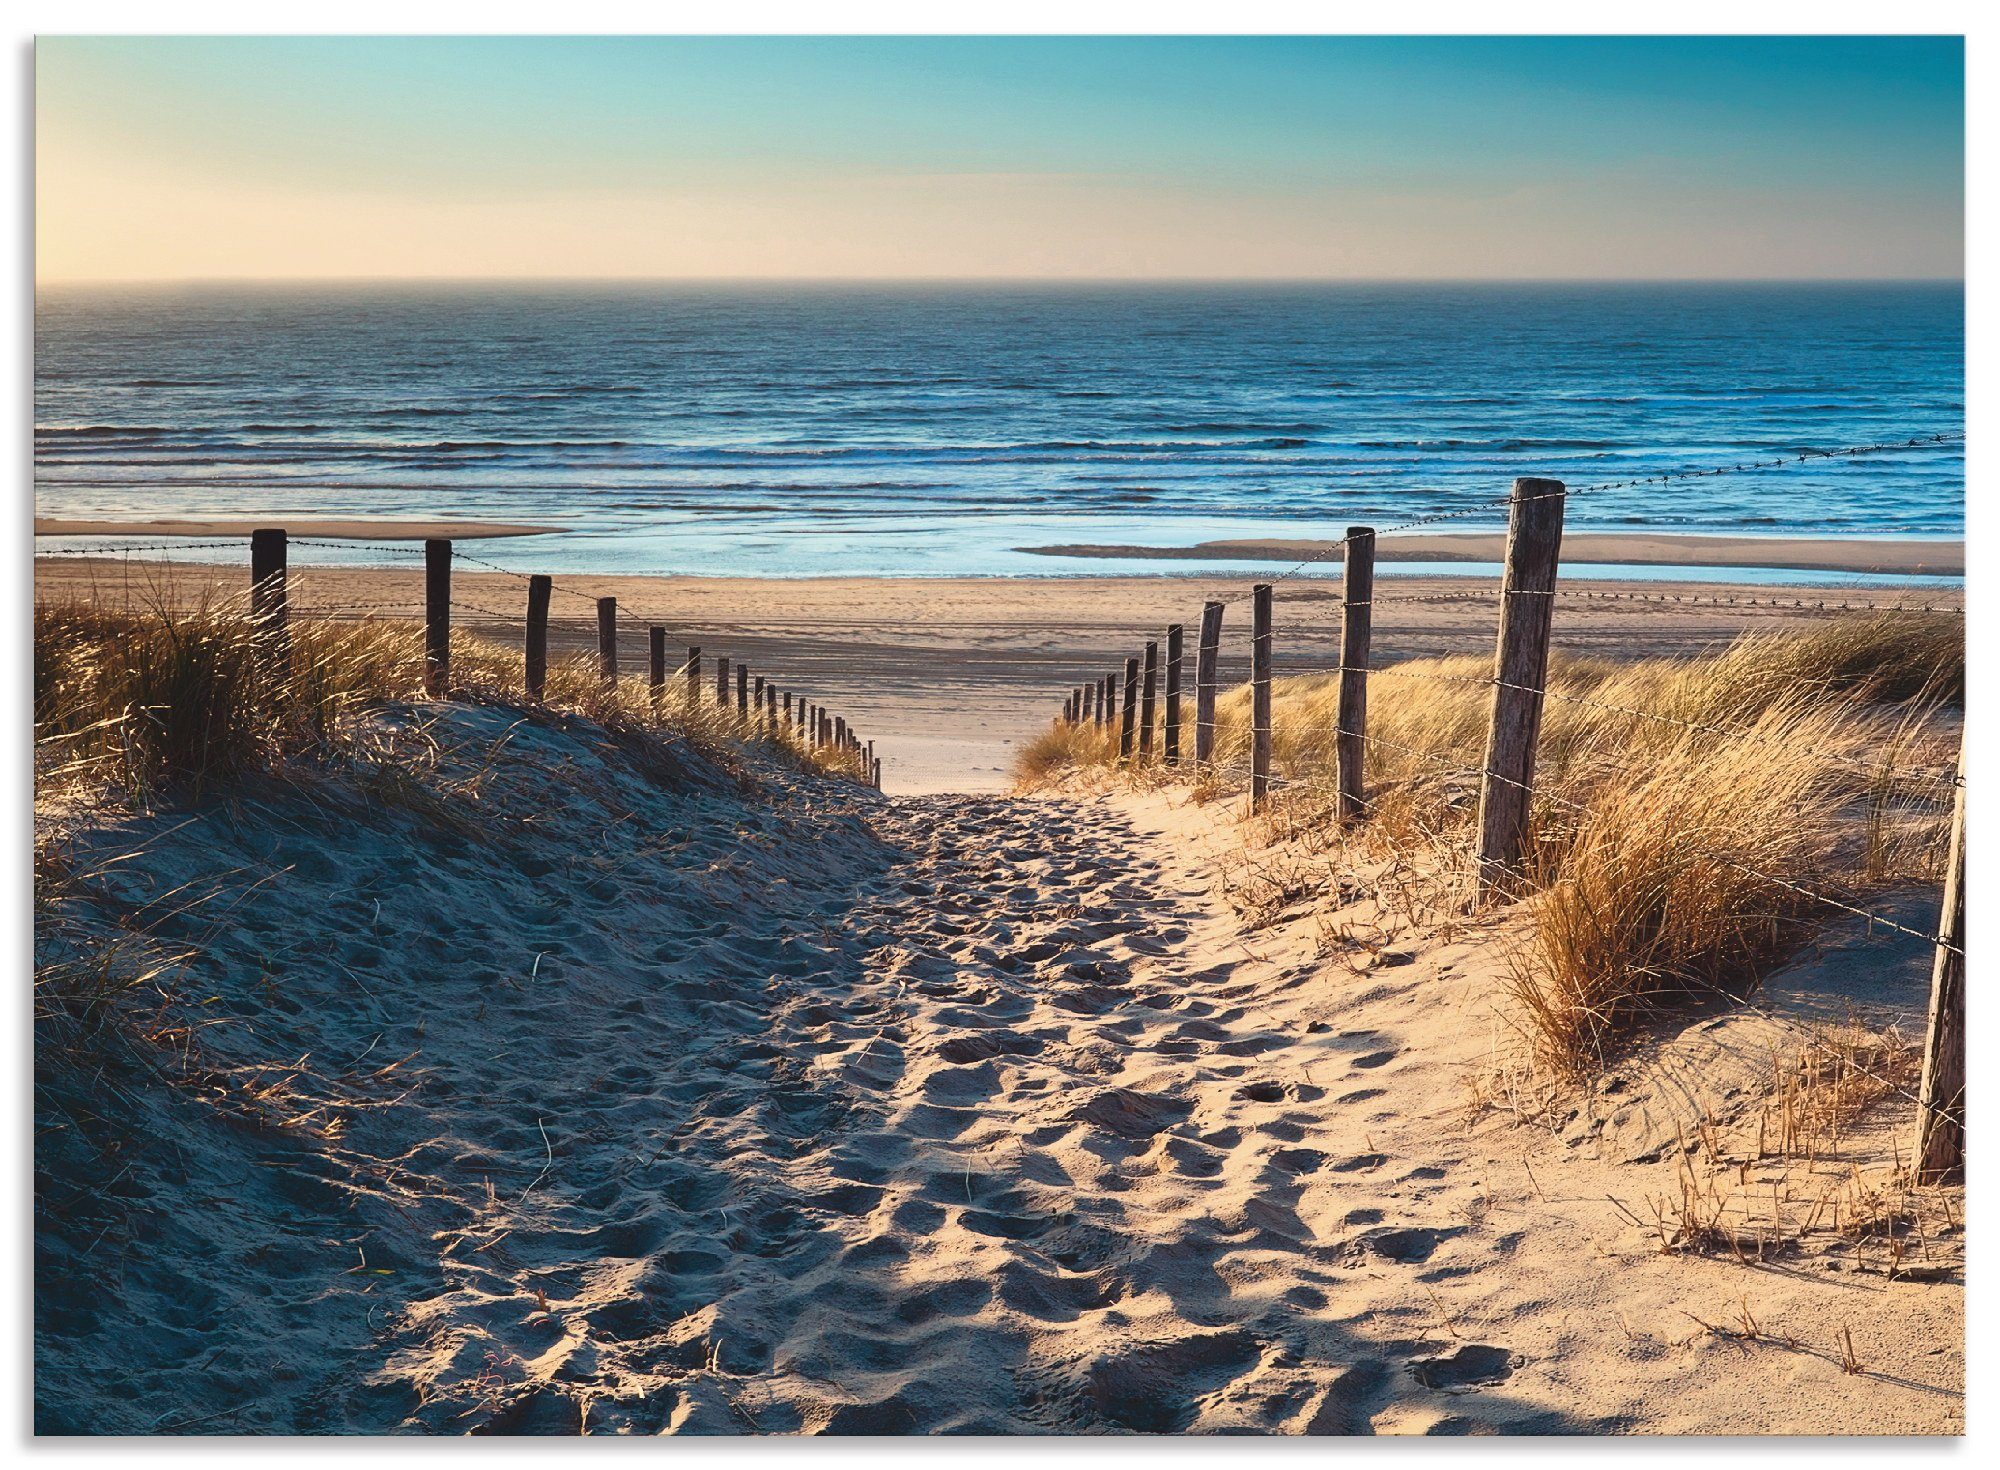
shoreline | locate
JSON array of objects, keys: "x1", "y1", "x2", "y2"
[
  {"x1": 33, "y1": 517, "x2": 564, "y2": 540},
  {"x1": 1018, "y1": 531, "x2": 1965, "y2": 578}
]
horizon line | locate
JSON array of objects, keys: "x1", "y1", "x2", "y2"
[{"x1": 36, "y1": 274, "x2": 1969, "y2": 288}]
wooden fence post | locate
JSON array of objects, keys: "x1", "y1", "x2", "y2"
[
  {"x1": 1139, "y1": 641, "x2": 1159, "y2": 760},
  {"x1": 1475, "y1": 477, "x2": 1566, "y2": 902},
  {"x1": 424, "y1": 537, "x2": 451, "y2": 696},
  {"x1": 873, "y1": 756, "x2": 882, "y2": 788},
  {"x1": 1915, "y1": 740, "x2": 1967, "y2": 1182},
  {"x1": 684, "y1": 647, "x2": 700, "y2": 708},
  {"x1": 1195, "y1": 601, "x2": 1224, "y2": 765},
  {"x1": 526, "y1": 575, "x2": 552, "y2": 700},
  {"x1": 1251, "y1": 584, "x2": 1272, "y2": 809},
  {"x1": 649, "y1": 625, "x2": 667, "y2": 716},
  {"x1": 1119, "y1": 657, "x2": 1140, "y2": 761},
  {"x1": 736, "y1": 662, "x2": 749, "y2": 716},
  {"x1": 596, "y1": 597, "x2": 618, "y2": 687},
  {"x1": 1164, "y1": 623, "x2": 1183, "y2": 765},
  {"x1": 716, "y1": 655, "x2": 730, "y2": 707},
  {"x1": 1337, "y1": 527, "x2": 1376, "y2": 822},
  {"x1": 249, "y1": 528, "x2": 288, "y2": 679}
]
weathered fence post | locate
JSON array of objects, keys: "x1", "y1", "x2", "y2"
[
  {"x1": 424, "y1": 537, "x2": 451, "y2": 696},
  {"x1": 1915, "y1": 740, "x2": 1967, "y2": 1182},
  {"x1": 716, "y1": 655, "x2": 730, "y2": 707},
  {"x1": 1337, "y1": 527, "x2": 1376, "y2": 822},
  {"x1": 1251, "y1": 584, "x2": 1272, "y2": 809},
  {"x1": 1139, "y1": 641, "x2": 1159, "y2": 760},
  {"x1": 1195, "y1": 600, "x2": 1223, "y2": 765},
  {"x1": 1119, "y1": 657, "x2": 1140, "y2": 761},
  {"x1": 736, "y1": 662, "x2": 749, "y2": 717},
  {"x1": 1475, "y1": 477, "x2": 1566, "y2": 902},
  {"x1": 596, "y1": 597, "x2": 618, "y2": 687},
  {"x1": 649, "y1": 625, "x2": 667, "y2": 717},
  {"x1": 249, "y1": 528, "x2": 288, "y2": 679},
  {"x1": 684, "y1": 647, "x2": 700, "y2": 708},
  {"x1": 873, "y1": 756, "x2": 882, "y2": 788},
  {"x1": 526, "y1": 575, "x2": 552, "y2": 701},
  {"x1": 1164, "y1": 623, "x2": 1183, "y2": 765}
]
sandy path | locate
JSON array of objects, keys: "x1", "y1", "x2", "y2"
[
  {"x1": 34, "y1": 558, "x2": 1963, "y2": 796},
  {"x1": 36, "y1": 697, "x2": 1960, "y2": 1433}
]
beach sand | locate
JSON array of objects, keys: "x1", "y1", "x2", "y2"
[
  {"x1": 35, "y1": 703, "x2": 1962, "y2": 1433},
  {"x1": 35, "y1": 556, "x2": 1964, "y2": 795}
]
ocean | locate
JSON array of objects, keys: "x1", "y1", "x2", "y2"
[{"x1": 34, "y1": 281, "x2": 1964, "y2": 580}]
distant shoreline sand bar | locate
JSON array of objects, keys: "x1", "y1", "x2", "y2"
[
  {"x1": 1019, "y1": 532, "x2": 1964, "y2": 578},
  {"x1": 34, "y1": 518, "x2": 564, "y2": 541}
]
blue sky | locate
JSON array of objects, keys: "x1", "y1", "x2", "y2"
[{"x1": 36, "y1": 35, "x2": 1965, "y2": 280}]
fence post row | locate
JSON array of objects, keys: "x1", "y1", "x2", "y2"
[
  {"x1": 1915, "y1": 736, "x2": 1967, "y2": 1182},
  {"x1": 1337, "y1": 527, "x2": 1375, "y2": 823},
  {"x1": 1250, "y1": 584, "x2": 1272, "y2": 810},
  {"x1": 424, "y1": 537, "x2": 451, "y2": 696},
  {"x1": 1195, "y1": 600, "x2": 1224, "y2": 766},
  {"x1": 1164, "y1": 623, "x2": 1183, "y2": 765},
  {"x1": 1474, "y1": 478, "x2": 1566, "y2": 901},
  {"x1": 1139, "y1": 641, "x2": 1159, "y2": 760},
  {"x1": 249, "y1": 527, "x2": 289, "y2": 679},
  {"x1": 526, "y1": 575, "x2": 553, "y2": 701},
  {"x1": 1119, "y1": 657, "x2": 1140, "y2": 761},
  {"x1": 596, "y1": 597, "x2": 618, "y2": 687}
]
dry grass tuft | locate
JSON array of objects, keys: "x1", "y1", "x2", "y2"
[{"x1": 1016, "y1": 612, "x2": 1959, "y2": 1077}]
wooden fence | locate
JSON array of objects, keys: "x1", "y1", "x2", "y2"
[
  {"x1": 1046, "y1": 474, "x2": 1966, "y2": 1182},
  {"x1": 235, "y1": 530, "x2": 882, "y2": 789}
]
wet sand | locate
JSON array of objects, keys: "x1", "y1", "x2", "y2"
[
  {"x1": 33, "y1": 517, "x2": 563, "y2": 540},
  {"x1": 1020, "y1": 532, "x2": 1965, "y2": 578},
  {"x1": 36, "y1": 557, "x2": 1961, "y2": 796}
]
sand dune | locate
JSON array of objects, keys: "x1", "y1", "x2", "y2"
[{"x1": 35, "y1": 699, "x2": 1960, "y2": 1434}]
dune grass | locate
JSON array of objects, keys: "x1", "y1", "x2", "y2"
[
  {"x1": 1017, "y1": 612, "x2": 1960, "y2": 1076},
  {"x1": 34, "y1": 592, "x2": 871, "y2": 807}
]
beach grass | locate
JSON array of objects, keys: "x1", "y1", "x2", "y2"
[
  {"x1": 1015, "y1": 611, "x2": 1960, "y2": 1075},
  {"x1": 33, "y1": 592, "x2": 869, "y2": 808}
]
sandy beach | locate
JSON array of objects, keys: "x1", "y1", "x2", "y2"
[
  {"x1": 34, "y1": 556, "x2": 1965, "y2": 794},
  {"x1": 34, "y1": 703, "x2": 1962, "y2": 1433}
]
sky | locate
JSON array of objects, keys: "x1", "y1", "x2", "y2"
[{"x1": 35, "y1": 35, "x2": 1965, "y2": 282}]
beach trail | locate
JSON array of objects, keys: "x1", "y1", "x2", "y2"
[{"x1": 37, "y1": 699, "x2": 1959, "y2": 1434}]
